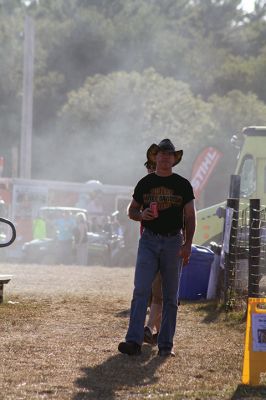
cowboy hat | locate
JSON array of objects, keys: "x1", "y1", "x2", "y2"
[{"x1": 146, "y1": 139, "x2": 183, "y2": 167}]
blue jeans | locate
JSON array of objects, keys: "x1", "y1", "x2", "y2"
[{"x1": 125, "y1": 228, "x2": 183, "y2": 350}]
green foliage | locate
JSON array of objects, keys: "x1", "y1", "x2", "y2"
[
  {"x1": 1, "y1": 0, "x2": 266, "y2": 193},
  {"x1": 209, "y1": 90, "x2": 266, "y2": 136},
  {"x1": 61, "y1": 68, "x2": 211, "y2": 141},
  {"x1": 55, "y1": 68, "x2": 213, "y2": 183}
]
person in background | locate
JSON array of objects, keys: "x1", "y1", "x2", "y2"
[
  {"x1": 141, "y1": 158, "x2": 162, "y2": 345},
  {"x1": 118, "y1": 139, "x2": 196, "y2": 357},
  {"x1": 55, "y1": 211, "x2": 75, "y2": 264},
  {"x1": 102, "y1": 215, "x2": 112, "y2": 235},
  {"x1": 32, "y1": 211, "x2": 46, "y2": 240},
  {"x1": 110, "y1": 211, "x2": 123, "y2": 237},
  {"x1": 90, "y1": 216, "x2": 99, "y2": 233},
  {"x1": 45, "y1": 212, "x2": 57, "y2": 238},
  {"x1": 73, "y1": 212, "x2": 88, "y2": 265}
]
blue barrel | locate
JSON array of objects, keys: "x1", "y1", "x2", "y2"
[{"x1": 179, "y1": 245, "x2": 215, "y2": 300}]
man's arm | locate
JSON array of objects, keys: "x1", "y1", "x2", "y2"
[
  {"x1": 180, "y1": 200, "x2": 196, "y2": 264},
  {"x1": 127, "y1": 199, "x2": 155, "y2": 221}
]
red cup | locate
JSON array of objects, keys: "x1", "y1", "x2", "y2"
[{"x1": 150, "y1": 202, "x2": 158, "y2": 218}]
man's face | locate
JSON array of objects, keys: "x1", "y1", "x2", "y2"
[{"x1": 156, "y1": 150, "x2": 175, "y2": 168}]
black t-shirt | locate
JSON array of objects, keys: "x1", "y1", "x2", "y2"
[{"x1": 133, "y1": 173, "x2": 195, "y2": 234}]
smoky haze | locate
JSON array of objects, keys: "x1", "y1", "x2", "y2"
[
  {"x1": 30, "y1": 4, "x2": 212, "y2": 187},
  {"x1": 32, "y1": 107, "x2": 193, "y2": 188},
  {"x1": 1, "y1": 0, "x2": 265, "y2": 209},
  {"x1": 32, "y1": 66, "x2": 196, "y2": 187}
]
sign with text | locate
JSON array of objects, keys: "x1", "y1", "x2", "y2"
[
  {"x1": 191, "y1": 147, "x2": 223, "y2": 198},
  {"x1": 252, "y1": 313, "x2": 266, "y2": 352},
  {"x1": 242, "y1": 298, "x2": 266, "y2": 385}
]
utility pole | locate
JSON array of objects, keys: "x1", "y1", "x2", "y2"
[{"x1": 20, "y1": 13, "x2": 35, "y2": 179}]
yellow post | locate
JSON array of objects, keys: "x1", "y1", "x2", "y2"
[{"x1": 242, "y1": 298, "x2": 266, "y2": 385}]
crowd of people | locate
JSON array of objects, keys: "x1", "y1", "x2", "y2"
[{"x1": 32, "y1": 208, "x2": 124, "y2": 265}]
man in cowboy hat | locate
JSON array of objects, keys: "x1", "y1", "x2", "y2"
[{"x1": 118, "y1": 139, "x2": 196, "y2": 357}]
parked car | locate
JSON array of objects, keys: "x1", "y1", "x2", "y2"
[{"x1": 86, "y1": 231, "x2": 124, "y2": 266}]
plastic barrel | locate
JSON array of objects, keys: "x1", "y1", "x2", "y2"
[{"x1": 179, "y1": 245, "x2": 215, "y2": 300}]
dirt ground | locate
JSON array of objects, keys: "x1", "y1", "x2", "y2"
[{"x1": 0, "y1": 262, "x2": 265, "y2": 400}]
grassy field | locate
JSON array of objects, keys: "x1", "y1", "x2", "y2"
[{"x1": 0, "y1": 263, "x2": 266, "y2": 400}]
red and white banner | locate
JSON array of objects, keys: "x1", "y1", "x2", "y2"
[{"x1": 191, "y1": 147, "x2": 223, "y2": 199}]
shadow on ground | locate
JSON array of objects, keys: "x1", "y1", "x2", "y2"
[
  {"x1": 231, "y1": 384, "x2": 266, "y2": 399},
  {"x1": 115, "y1": 308, "x2": 130, "y2": 318},
  {"x1": 73, "y1": 345, "x2": 166, "y2": 400},
  {"x1": 195, "y1": 301, "x2": 225, "y2": 323}
]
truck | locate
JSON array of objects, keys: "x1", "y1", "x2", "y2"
[{"x1": 194, "y1": 126, "x2": 266, "y2": 245}]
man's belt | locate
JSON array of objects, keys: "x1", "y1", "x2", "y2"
[{"x1": 145, "y1": 228, "x2": 181, "y2": 237}]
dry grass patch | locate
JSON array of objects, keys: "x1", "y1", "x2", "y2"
[
  {"x1": 0, "y1": 295, "x2": 244, "y2": 400},
  {"x1": 0, "y1": 263, "x2": 265, "y2": 399}
]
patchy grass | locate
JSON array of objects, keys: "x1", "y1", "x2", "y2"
[
  {"x1": 192, "y1": 300, "x2": 247, "y2": 325},
  {"x1": 0, "y1": 263, "x2": 265, "y2": 399}
]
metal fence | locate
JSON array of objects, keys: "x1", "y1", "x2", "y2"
[{"x1": 222, "y1": 199, "x2": 266, "y2": 310}]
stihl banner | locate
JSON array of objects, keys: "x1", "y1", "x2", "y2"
[{"x1": 191, "y1": 147, "x2": 222, "y2": 198}]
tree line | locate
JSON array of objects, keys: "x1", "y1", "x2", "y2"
[{"x1": 0, "y1": 0, "x2": 266, "y2": 205}]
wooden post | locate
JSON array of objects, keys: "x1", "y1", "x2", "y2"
[
  {"x1": 20, "y1": 14, "x2": 35, "y2": 179},
  {"x1": 224, "y1": 197, "x2": 239, "y2": 309},
  {"x1": 248, "y1": 199, "x2": 260, "y2": 298},
  {"x1": 229, "y1": 175, "x2": 240, "y2": 198}
]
